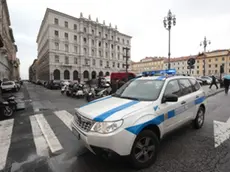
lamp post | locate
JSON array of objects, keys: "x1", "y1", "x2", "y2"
[
  {"x1": 163, "y1": 10, "x2": 176, "y2": 70},
  {"x1": 200, "y1": 36, "x2": 211, "y2": 76}
]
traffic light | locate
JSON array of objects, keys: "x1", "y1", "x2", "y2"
[{"x1": 220, "y1": 64, "x2": 224, "y2": 74}]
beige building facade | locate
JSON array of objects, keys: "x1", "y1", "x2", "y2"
[
  {"x1": 131, "y1": 49, "x2": 230, "y2": 76},
  {"x1": 36, "y1": 8, "x2": 131, "y2": 82}
]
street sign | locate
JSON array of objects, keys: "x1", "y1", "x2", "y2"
[
  {"x1": 187, "y1": 58, "x2": 196, "y2": 65},
  {"x1": 187, "y1": 65, "x2": 195, "y2": 69},
  {"x1": 214, "y1": 117, "x2": 230, "y2": 148}
]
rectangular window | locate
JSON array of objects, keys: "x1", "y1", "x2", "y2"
[
  {"x1": 55, "y1": 55, "x2": 59, "y2": 63},
  {"x1": 65, "y1": 44, "x2": 69, "y2": 52},
  {"x1": 92, "y1": 49, "x2": 94, "y2": 56},
  {"x1": 85, "y1": 59, "x2": 88, "y2": 65},
  {"x1": 118, "y1": 54, "x2": 120, "y2": 60},
  {"x1": 209, "y1": 59, "x2": 211, "y2": 62},
  {"x1": 117, "y1": 63, "x2": 120, "y2": 68},
  {"x1": 197, "y1": 70, "x2": 199, "y2": 74},
  {"x1": 93, "y1": 59, "x2": 96, "y2": 65},
  {"x1": 74, "y1": 57, "x2": 77, "y2": 64},
  {"x1": 111, "y1": 53, "x2": 113, "y2": 58},
  {"x1": 111, "y1": 44, "x2": 113, "y2": 49},
  {"x1": 55, "y1": 42, "x2": 59, "y2": 50},
  {"x1": 107, "y1": 61, "x2": 109, "y2": 67},
  {"x1": 84, "y1": 27, "x2": 87, "y2": 33},
  {"x1": 111, "y1": 36, "x2": 113, "y2": 40},
  {"x1": 209, "y1": 64, "x2": 211, "y2": 68},
  {"x1": 92, "y1": 29, "x2": 94, "y2": 35},
  {"x1": 84, "y1": 48, "x2": 87, "y2": 55},
  {"x1": 105, "y1": 43, "x2": 108, "y2": 48},
  {"x1": 54, "y1": 30, "x2": 59, "y2": 37},
  {"x1": 100, "y1": 60, "x2": 103, "y2": 66},
  {"x1": 65, "y1": 33, "x2": 68, "y2": 40},
  {"x1": 84, "y1": 38, "x2": 87, "y2": 44},
  {"x1": 106, "y1": 52, "x2": 108, "y2": 58},
  {"x1": 74, "y1": 46, "x2": 77, "y2": 53},
  {"x1": 215, "y1": 58, "x2": 218, "y2": 61},
  {"x1": 74, "y1": 24, "x2": 77, "y2": 30},
  {"x1": 127, "y1": 40, "x2": 129, "y2": 44},
  {"x1": 99, "y1": 50, "x2": 102, "y2": 57},
  {"x1": 65, "y1": 56, "x2": 69, "y2": 64},
  {"x1": 99, "y1": 32, "x2": 101, "y2": 37},
  {"x1": 113, "y1": 62, "x2": 115, "y2": 68},
  {"x1": 215, "y1": 64, "x2": 218, "y2": 68},
  {"x1": 54, "y1": 18, "x2": 58, "y2": 25},
  {"x1": 222, "y1": 57, "x2": 225, "y2": 61},
  {"x1": 117, "y1": 46, "x2": 120, "y2": 51},
  {"x1": 74, "y1": 35, "x2": 77, "y2": 41},
  {"x1": 65, "y1": 21, "x2": 68, "y2": 28},
  {"x1": 92, "y1": 39, "x2": 94, "y2": 45}
]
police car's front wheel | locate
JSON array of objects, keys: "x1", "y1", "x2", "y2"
[{"x1": 130, "y1": 130, "x2": 159, "y2": 169}]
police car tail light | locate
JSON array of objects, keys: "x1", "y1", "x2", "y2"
[{"x1": 91, "y1": 120, "x2": 123, "y2": 134}]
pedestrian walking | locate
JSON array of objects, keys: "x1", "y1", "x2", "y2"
[
  {"x1": 209, "y1": 75, "x2": 218, "y2": 89},
  {"x1": 223, "y1": 75, "x2": 230, "y2": 95}
]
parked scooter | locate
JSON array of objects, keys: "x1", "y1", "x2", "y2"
[
  {"x1": 0, "y1": 96, "x2": 16, "y2": 117},
  {"x1": 61, "y1": 85, "x2": 67, "y2": 94},
  {"x1": 86, "y1": 82, "x2": 111, "y2": 102},
  {"x1": 6, "y1": 95, "x2": 17, "y2": 112}
]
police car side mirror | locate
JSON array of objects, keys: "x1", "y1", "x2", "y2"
[{"x1": 162, "y1": 94, "x2": 178, "y2": 103}]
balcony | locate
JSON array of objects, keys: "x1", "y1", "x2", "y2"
[{"x1": 83, "y1": 64, "x2": 90, "y2": 67}]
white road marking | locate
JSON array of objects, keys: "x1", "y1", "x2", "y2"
[
  {"x1": 34, "y1": 114, "x2": 63, "y2": 153},
  {"x1": 0, "y1": 119, "x2": 14, "y2": 170},
  {"x1": 30, "y1": 115, "x2": 49, "y2": 157},
  {"x1": 54, "y1": 110, "x2": 73, "y2": 130},
  {"x1": 214, "y1": 117, "x2": 230, "y2": 148}
]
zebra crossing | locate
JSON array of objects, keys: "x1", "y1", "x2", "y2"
[{"x1": 0, "y1": 109, "x2": 80, "y2": 171}]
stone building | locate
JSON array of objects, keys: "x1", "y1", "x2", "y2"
[
  {"x1": 36, "y1": 8, "x2": 132, "y2": 82},
  {"x1": 29, "y1": 59, "x2": 37, "y2": 82},
  {"x1": 0, "y1": 0, "x2": 19, "y2": 81}
]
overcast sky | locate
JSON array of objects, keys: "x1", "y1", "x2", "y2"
[{"x1": 7, "y1": 0, "x2": 230, "y2": 79}]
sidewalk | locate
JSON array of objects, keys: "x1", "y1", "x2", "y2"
[{"x1": 202, "y1": 84, "x2": 224, "y2": 98}]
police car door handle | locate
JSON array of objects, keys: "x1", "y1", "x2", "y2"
[{"x1": 181, "y1": 101, "x2": 186, "y2": 105}]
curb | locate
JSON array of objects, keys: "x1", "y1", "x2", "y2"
[{"x1": 207, "y1": 89, "x2": 224, "y2": 98}]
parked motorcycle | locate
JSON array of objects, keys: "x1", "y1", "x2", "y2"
[{"x1": 86, "y1": 83, "x2": 111, "y2": 102}]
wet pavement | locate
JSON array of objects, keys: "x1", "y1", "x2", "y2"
[{"x1": 0, "y1": 82, "x2": 229, "y2": 172}]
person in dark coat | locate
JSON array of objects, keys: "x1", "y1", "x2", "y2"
[
  {"x1": 223, "y1": 78, "x2": 230, "y2": 94},
  {"x1": 209, "y1": 75, "x2": 218, "y2": 89}
]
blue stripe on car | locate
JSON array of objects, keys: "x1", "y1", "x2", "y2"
[
  {"x1": 126, "y1": 97, "x2": 206, "y2": 135},
  {"x1": 93, "y1": 100, "x2": 140, "y2": 122},
  {"x1": 195, "y1": 96, "x2": 205, "y2": 105},
  {"x1": 125, "y1": 114, "x2": 164, "y2": 135},
  {"x1": 79, "y1": 96, "x2": 112, "y2": 108},
  {"x1": 168, "y1": 110, "x2": 175, "y2": 119}
]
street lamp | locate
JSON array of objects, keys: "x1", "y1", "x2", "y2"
[
  {"x1": 163, "y1": 10, "x2": 176, "y2": 70},
  {"x1": 200, "y1": 36, "x2": 211, "y2": 76}
]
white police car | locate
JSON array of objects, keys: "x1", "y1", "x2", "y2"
[{"x1": 71, "y1": 75, "x2": 206, "y2": 169}]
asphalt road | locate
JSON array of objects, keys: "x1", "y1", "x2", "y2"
[{"x1": 0, "y1": 82, "x2": 229, "y2": 172}]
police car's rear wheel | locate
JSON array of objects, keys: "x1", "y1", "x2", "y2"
[
  {"x1": 130, "y1": 130, "x2": 159, "y2": 169},
  {"x1": 193, "y1": 106, "x2": 205, "y2": 129}
]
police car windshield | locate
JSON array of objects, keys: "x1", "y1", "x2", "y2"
[{"x1": 114, "y1": 79, "x2": 164, "y2": 101}]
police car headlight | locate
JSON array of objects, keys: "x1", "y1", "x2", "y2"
[{"x1": 91, "y1": 120, "x2": 123, "y2": 134}]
